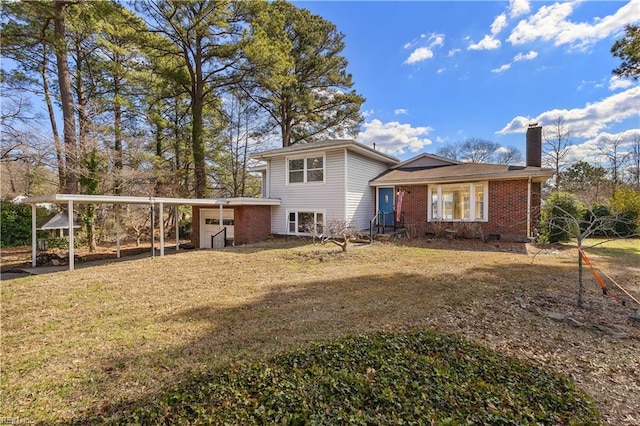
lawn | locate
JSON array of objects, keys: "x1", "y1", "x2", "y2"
[{"x1": 2, "y1": 237, "x2": 639, "y2": 424}]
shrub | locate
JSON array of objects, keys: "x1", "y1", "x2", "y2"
[
  {"x1": 610, "y1": 186, "x2": 640, "y2": 236},
  {"x1": 91, "y1": 330, "x2": 601, "y2": 424},
  {"x1": 541, "y1": 192, "x2": 583, "y2": 243},
  {"x1": 581, "y1": 204, "x2": 613, "y2": 237},
  {"x1": 0, "y1": 199, "x2": 49, "y2": 247}
]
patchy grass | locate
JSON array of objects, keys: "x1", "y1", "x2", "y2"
[{"x1": 1, "y1": 237, "x2": 639, "y2": 424}]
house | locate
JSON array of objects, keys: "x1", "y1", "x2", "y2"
[
  {"x1": 252, "y1": 124, "x2": 553, "y2": 242},
  {"x1": 251, "y1": 139, "x2": 400, "y2": 236}
]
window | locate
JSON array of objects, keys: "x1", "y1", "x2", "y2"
[
  {"x1": 288, "y1": 211, "x2": 324, "y2": 234},
  {"x1": 428, "y1": 182, "x2": 487, "y2": 221},
  {"x1": 288, "y1": 155, "x2": 324, "y2": 184},
  {"x1": 205, "y1": 218, "x2": 234, "y2": 225}
]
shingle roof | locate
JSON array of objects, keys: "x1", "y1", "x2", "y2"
[
  {"x1": 371, "y1": 163, "x2": 554, "y2": 186},
  {"x1": 252, "y1": 139, "x2": 400, "y2": 164}
]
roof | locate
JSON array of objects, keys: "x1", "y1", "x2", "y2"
[
  {"x1": 19, "y1": 194, "x2": 281, "y2": 207},
  {"x1": 251, "y1": 139, "x2": 400, "y2": 165},
  {"x1": 371, "y1": 163, "x2": 555, "y2": 186},
  {"x1": 391, "y1": 153, "x2": 459, "y2": 169},
  {"x1": 37, "y1": 212, "x2": 81, "y2": 230}
]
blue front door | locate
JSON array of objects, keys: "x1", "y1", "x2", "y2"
[{"x1": 378, "y1": 187, "x2": 394, "y2": 226}]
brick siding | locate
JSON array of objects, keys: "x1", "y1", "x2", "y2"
[
  {"x1": 398, "y1": 180, "x2": 543, "y2": 242},
  {"x1": 233, "y1": 205, "x2": 272, "y2": 245},
  {"x1": 191, "y1": 205, "x2": 272, "y2": 247}
]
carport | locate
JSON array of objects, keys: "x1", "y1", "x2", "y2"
[{"x1": 20, "y1": 194, "x2": 280, "y2": 271}]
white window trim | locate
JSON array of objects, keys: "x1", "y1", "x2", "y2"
[
  {"x1": 428, "y1": 182, "x2": 488, "y2": 222},
  {"x1": 286, "y1": 154, "x2": 326, "y2": 185},
  {"x1": 286, "y1": 210, "x2": 326, "y2": 235}
]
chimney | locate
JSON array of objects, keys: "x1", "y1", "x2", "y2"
[{"x1": 526, "y1": 123, "x2": 542, "y2": 167}]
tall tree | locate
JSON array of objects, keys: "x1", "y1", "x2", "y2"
[
  {"x1": 628, "y1": 135, "x2": 640, "y2": 189},
  {"x1": 611, "y1": 24, "x2": 640, "y2": 79},
  {"x1": 543, "y1": 115, "x2": 573, "y2": 191},
  {"x1": 137, "y1": 0, "x2": 246, "y2": 198},
  {"x1": 211, "y1": 90, "x2": 266, "y2": 197},
  {"x1": 598, "y1": 135, "x2": 630, "y2": 194},
  {"x1": 53, "y1": 0, "x2": 78, "y2": 193},
  {"x1": 1, "y1": 1, "x2": 67, "y2": 188},
  {"x1": 561, "y1": 161, "x2": 608, "y2": 205},
  {"x1": 247, "y1": 0, "x2": 365, "y2": 147}
]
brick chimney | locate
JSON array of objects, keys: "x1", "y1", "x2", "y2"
[{"x1": 526, "y1": 123, "x2": 542, "y2": 167}]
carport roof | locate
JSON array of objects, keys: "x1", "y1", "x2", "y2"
[{"x1": 20, "y1": 194, "x2": 281, "y2": 206}]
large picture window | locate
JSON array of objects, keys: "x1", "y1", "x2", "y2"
[
  {"x1": 287, "y1": 155, "x2": 324, "y2": 184},
  {"x1": 428, "y1": 182, "x2": 487, "y2": 221},
  {"x1": 288, "y1": 211, "x2": 324, "y2": 234}
]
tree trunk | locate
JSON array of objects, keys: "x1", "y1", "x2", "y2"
[
  {"x1": 53, "y1": 1, "x2": 77, "y2": 194},
  {"x1": 41, "y1": 45, "x2": 65, "y2": 190},
  {"x1": 192, "y1": 48, "x2": 206, "y2": 198},
  {"x1": 578, "y1": 248, "x2": 584, "y2": 308},
  {"x1": 114, "y1": 73, "x2": 123, "y2": 195}
]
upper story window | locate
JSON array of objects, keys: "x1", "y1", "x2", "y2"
[
  {"x1": 288, "y1": 155, "x2": 324, "y2": 184},
  {"x1": 428, "y1": 182, "x2": 488, "y2": 222}
]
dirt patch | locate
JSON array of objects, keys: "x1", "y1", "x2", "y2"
[{"x1": 1, "y1": 242, "x2": 172, "y2": 272}]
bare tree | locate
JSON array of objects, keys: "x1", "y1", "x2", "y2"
[
  {"x1": 598, "y1": 135, "x2": 630, "y2": 195},
  {"x1": 436, "y1": 138, "x2": 521, "y2": 164},
  {"x1": 306, "y1": 219, "x2": 356, "y2": 252},
  {"x1": 625, "y1": 135, "x2": 640, "y2": 189},
  {"x1": 494, "y1": 146, "x2": 523, "y2": 165},
  {"x1": 543, "y1": 116, "x2": 573, "y2": 191},
  {"x1": 435, "y1": 144, "x2": 461, "y2": 161},
  {"x1": 459, "y1": 138, "x2": 500, "y2": 163},
  {"x1": 541, "y1": 196, "x2": 638, "y2": 307}
]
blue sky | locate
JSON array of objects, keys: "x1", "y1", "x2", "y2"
[{"x1": 295, "y1": 0, "x2": 640, "y2": 162}]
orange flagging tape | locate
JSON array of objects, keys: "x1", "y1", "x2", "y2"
[{"x1": 578, "y1": 248, "x2": 620, "y2": 302}]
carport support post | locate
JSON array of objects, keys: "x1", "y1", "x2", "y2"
[
  {"x1": 31, "y1": 204, "x2": 37, "y2": 267},
  {"x1": 159, "y1": 201, "x2": 164, "y2": 257},
  {"x1": 68, "y1": 200, "x2": 75, "y2": 271},
  {"x1": 115, "y1": 205, "x2": 120, "y2": 258},
  {"x1": 175, "y1": 206, "x2": 179, "y2": 251}
]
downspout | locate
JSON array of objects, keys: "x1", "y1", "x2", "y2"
[{"x1": 527, "y1": 176, "x2": 532, "y2": 239}]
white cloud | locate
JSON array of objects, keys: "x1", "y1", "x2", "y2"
[
  {"x1": 448, "y1": 48, "x2": 461, "y2": 57},
  {"x1": 429, "y1": 33, "x2": 445, "y2": 48},
  {"x1": 468, "y1": 34, "x2": 501, "y2": 50},
  {"x1": 404, "y1": 47, "x2": 434, "y2": 64},
  {"x1": 567, "y1": 128, "x2": 640, "y2": 164},
  {"x1": 437, "y1": 68, "x2": 445, "y2": 74},
  {"x1": 509, "y1": 0, "x2": 530, "y2": 18},
  {"x1": 358, "y1": 119, "x2": 433, "y2": 155},
  {"x1": 513, "y1": 50, "x2": 538, "y2": 61},
  {"x1": 497, "y1": 86, "x2": 640, "y2": 138},
  {"x1": 507, "y1": 0, "x2": 640, "y2": 49},
  {"x1": 361, "y1": 109, "x2": 375, "y2": 118},
  {"x1": 609, "y1": 76, "x2": 634, "y2": 91},
  {"x1": 492, "y1": 64, "x2": 512, "y2": 73},
  {"x1": 404, "y1": 33, "x2": 445, "y2": 64},
  {"x1": 491, "y1": 13, "x2": 508, "y2": 35},
  {"x1": 394, "y1": 108, "x2": 408, "y2": 115}
]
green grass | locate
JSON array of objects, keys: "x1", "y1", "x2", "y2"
[{"x1": 90, "y1": 330, "x2": 601, "y2": 425}]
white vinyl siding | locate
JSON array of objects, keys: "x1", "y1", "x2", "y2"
[
  {"x1": 346, "y1": 151, "x2": 389, "y2": 230},
  {"x1": 270, "y1": 149, "x2": 345, "y2": 235}
]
